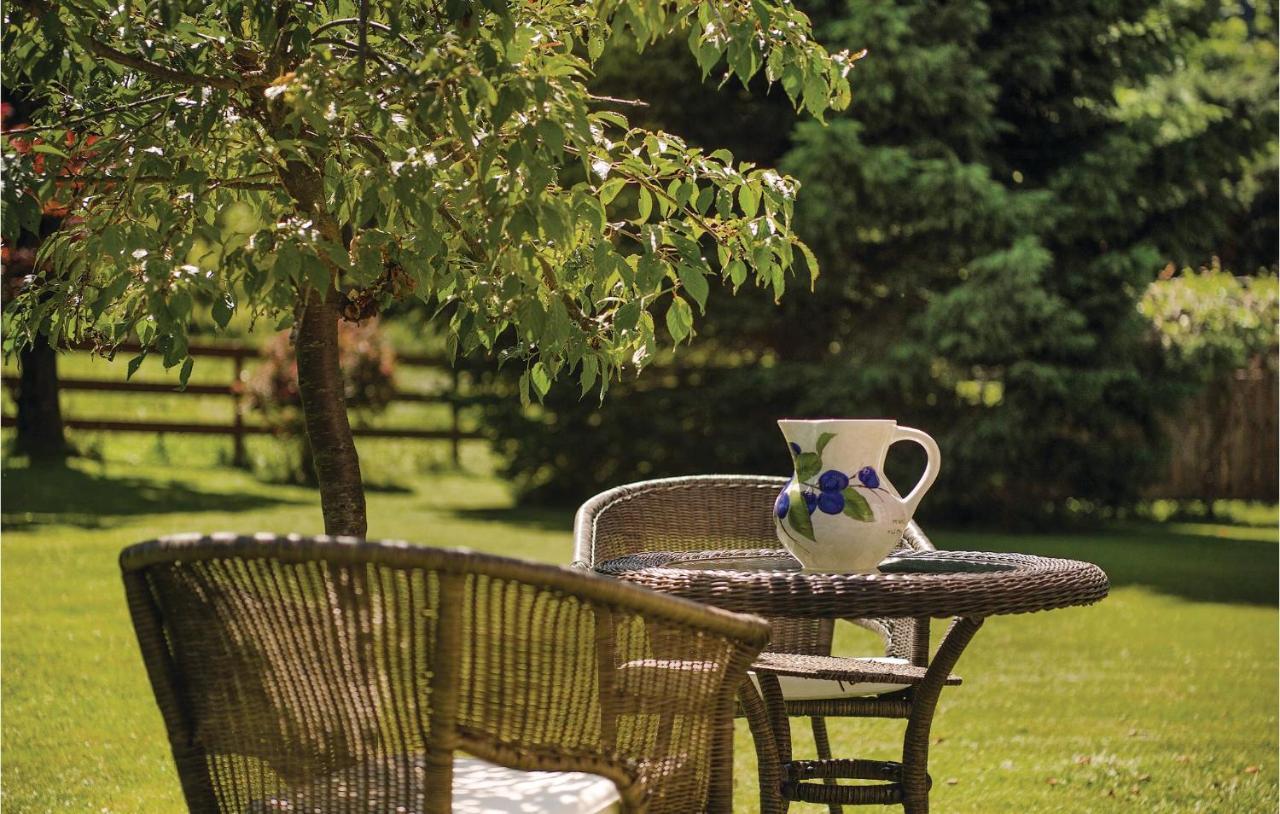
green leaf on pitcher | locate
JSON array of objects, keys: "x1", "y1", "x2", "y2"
[
  {"x1": 795, "y1": 452, "x2": 822, "y2": 482},
  {"x1": 842, "y1": 487, "x2": 874, "y2": 522},
  {"x1": 787, "y1": 481, "x2": 816, "y2": 541},
  {"x1": 815, "y1": 432, "x2": 836, "y2": 456}
]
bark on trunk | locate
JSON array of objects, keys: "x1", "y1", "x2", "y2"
[
  {"x1": 294, "y1": 287, "x2": 367, "y2": 537},
  {"x1": 14, "y1": 333, "x2": 71, "y2": 461},
  {"x1": 271, "y1": 147, "x2": 369, "y2": 538}
]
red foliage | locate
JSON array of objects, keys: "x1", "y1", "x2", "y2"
[{"x1": 244, "y1": 319, "x2": 397, "y2": 425}]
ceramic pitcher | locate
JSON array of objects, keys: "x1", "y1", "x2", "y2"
[{"x1": 774, "y1": 419, "x2": 941, "y2": 572}]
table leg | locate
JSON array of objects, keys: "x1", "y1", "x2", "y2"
[
  {"x1": 901, "y1": 616, "x2": 984, "y2": 814},
  {"x1": 810, "y1": 716, "x2": 844, "y2": 814}
]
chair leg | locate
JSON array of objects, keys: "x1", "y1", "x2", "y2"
[
  {"x1": 810, "y1": 717, "x2": 843, "y2": 814},
  {"x1": 901, "y1": 617, "x2": 984, "y2": 814},
  {"x1": 740, "y1": 683, "x2": 789, "y2": 814},
  {"x1": 706, "y1": 707, "x2": 735, "y2": 814}
]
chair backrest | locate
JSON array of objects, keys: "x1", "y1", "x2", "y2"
[
  {"x1": 573, "y1": 475, "x2": 787, "y2": 569},
  {"x1": 121, "y1": 533, "x2": 769, "y2": 814},
  {"x1": 574, "y1": 476, "x2": 937, "y2": 658}
]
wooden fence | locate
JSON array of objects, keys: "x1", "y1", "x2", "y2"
[
  {"x1": 0, "y1": 340, "x2": 481, "y2": 466},
  {"x1": 1149, "y1": 357, "x2": 1279, "y2": 501}
]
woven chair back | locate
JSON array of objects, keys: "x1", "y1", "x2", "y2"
[
  {"x1": 574, "y1": 476, "x2": 840, "y2": 655},
  {"x1": 121, "y1": 534, "x2": 768, "y2": 814}
]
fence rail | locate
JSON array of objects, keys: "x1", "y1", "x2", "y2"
[{"x1": 1, "y1": 340, "x2": 481, "y2": 466}]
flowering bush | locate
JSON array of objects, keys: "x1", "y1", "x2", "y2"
[{"x1": 245, "y1": 319, "x2": 396, "y2": 484}]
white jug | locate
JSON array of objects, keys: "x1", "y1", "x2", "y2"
[{"x1": 774, "y1": 419, "x2": 941, "y2": 572}]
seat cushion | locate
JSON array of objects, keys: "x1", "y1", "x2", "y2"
[
  {"x1": 452, "y1": 757, "x2": 621, "y2": 814},
  {"x1": 750, "y1": 657, "x2": 915, "y2": 700},
  {"x1": 249, "y1": 754, "x2": 621, "y2": 814}
]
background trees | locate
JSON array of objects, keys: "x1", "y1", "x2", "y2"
[
  {"x1": 3, "y1": 0, "x2": 855, "y2": 535},
  {"x1": 484, "y1": 0, "x2": 1278, "y2": 522}
]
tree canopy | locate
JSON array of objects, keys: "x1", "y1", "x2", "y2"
[{"x1": 3, "y1": 0, "x2": 858, "y2": 533}]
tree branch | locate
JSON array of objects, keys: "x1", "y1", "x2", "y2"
[
  {"x1": 534, "y1": 254, "x2": 605, "y2": 338},
  {"x1": 267, "y1": 1, "x2": 294, "y2": 76},
  {"x1": 83, "y1": 35, "x2": 253, "y2": 91},
  {"x1": 587, "y1": 94, "x2": 650, "y2": 107},
  {"x1": 2, "y1": 94, "x2": 177, "y2": 134},
  {"x1": 79, "y1": 173, "x2": 278, "y2": 190},
  {"x1": 310, "y1": 38, "x2": 410, "y2": 74},
  {"x1": 311, "y1": 17, "x2": 421, "y2": 53}
]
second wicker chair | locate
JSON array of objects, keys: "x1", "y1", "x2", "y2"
[{"x1": 574, "y1": 476, "x2": 960, "y2": 813}]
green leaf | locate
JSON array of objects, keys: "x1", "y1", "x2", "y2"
[
  {"x1": 274, "y1": 243, "x2": 300, "y2": 282},
  {"x1": 599, "y1": 177, "x2": 626, "y2": 206},
  {"x1": 795, "y1": 452, "x2": 821, "y2": 482},
  {"x1": 30, "y1": 143, "x2": 69, "y2": 158},
  {"x1": 796, "y1": 241, "x2": 820, "y2": 288},
  {"x1": 636, "y1": 187, "x2": 652, "y2": 222},
  {"x1": 842, "y1": 487, "x2": 874, "y2": 522},
  {"x1": 518, "y1": 370, "x2": 531, "y2": 407},
  {"x1": 614, "y1": 300, "x2": 641, "y2": 333},
  {"x1": 804, "y1": 74, "x2": 830, "y2": 118},
  {"x1": 636, "y1": 254, "x2": 666, "y2": 291},
  {"x1": 816, "y1": 432, "x2": 836, "y2": 455},
  {"x1": 579, "y1": 355, "x2": 599, "y2": 396},
  {"x1": 677, "y1": 264, "x2": 710, "y2": 312},
  {"x1": 738, "y1": 183, "x2": 760, "y2": 218},
  {"x1": 178, "y1": 357, "x2": 194, "y2": 389},
  {"x1": 666, "y1": 295, "x2": 694, "y2": 342},
  {"x1": 578, "y1": 195, "x2": 606, "y2": 234},
  {"x1": 726, "y1": 258, "x2": 748, "y2": 288},
  {"x1": 126, "y1": 354, "x2": 146, "y2": 380},
  {"x1": 536, "y1": 119, "x2": 564, "y2": 156},
  {"x1": 211, "y1": 293, "x2": 235, "y2": 328},
  {"x1": 530, "y1": 361, "x2": 552, "y2": 397},
  {"x1": 693, "y1": 38, "x2": 721, "y2": 77},
  {"x1": 785, "y1": 480, "x2": 816, "y2": 541},
  {"x1": 695, "y1": 185, "x2": 714, "y2": 214},
  {"x1": 301, "y1": 251, "x2": 330, "y2": 292},
  {"x1": 587, "y1": 32, "x2": 605, "y2": 61}
]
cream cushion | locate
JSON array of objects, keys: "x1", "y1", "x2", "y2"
[
  {"x1": 249, "y1": 754, "x2": 621, "y2": 813},
  {"x1": 749, "y1": 657, "x2": 913, "y2": 700},
  {"x1": 451, "y1": 756, "x2": 621, "y2": 813}
]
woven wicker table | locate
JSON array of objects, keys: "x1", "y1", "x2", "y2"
[{"x1": 596, "y1": 548, "x2": 1109, "y2": 814}]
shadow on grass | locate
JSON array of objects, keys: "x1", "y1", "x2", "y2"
[
  {"x1": 443, "y1": 505, "x2": 574, "y2": 533},
  {"x1": 937, "y1": 524, "x2": 1279, "y2": 607},
  {"x1": 1, "y1": 460, "x2": 300, "y2": 529}
]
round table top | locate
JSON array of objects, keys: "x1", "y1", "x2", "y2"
[{"x1": 595, "y1": 548, "x2": 1109, "y2": 619}]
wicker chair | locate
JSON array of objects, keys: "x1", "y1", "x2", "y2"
[
  {"x1": 120, "y1": 533, "x2": 770, "y2": 814},
  {"x1": 573, "y1": 476, "x2": 958, "y2": 813}
]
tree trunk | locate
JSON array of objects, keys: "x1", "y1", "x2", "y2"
[
  {"x1": 294, "y1": 287, "x2": 367, "y2": 537},
  {"x1": 14, "y1": 332, "x2": 71, "y2": 462}
]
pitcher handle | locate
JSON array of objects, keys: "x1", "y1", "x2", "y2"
[{"x1": 891, "y1": 426, "x2": 941, "y2": 517}]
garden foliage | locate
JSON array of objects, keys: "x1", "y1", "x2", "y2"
[{"x1": 483, "y1": 0, "x2": 1278, "y2": 520}]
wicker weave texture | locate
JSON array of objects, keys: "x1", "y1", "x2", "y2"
[
  {"x1": 595, "y1": 548, "x2": 1110, "y2": 620},
  {"x1": 577, "y1": 476, "x2": 843, "y2": 657},
  {"x1": 120, "y1": 534, "x2": 770, "y2": 814}
]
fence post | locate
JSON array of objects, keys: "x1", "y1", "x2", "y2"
[
  {"x1": 231, "y1": 351, "x2": 248, "y2": 468},
  {"x1": 450, "y1": 366, "x2": 461, "y2": 468}
]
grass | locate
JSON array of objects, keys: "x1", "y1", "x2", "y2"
[{"x1": 2, "y1": 443, "x2": 1275, "y2": 814}]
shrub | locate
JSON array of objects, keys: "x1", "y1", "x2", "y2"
[{"x1": 245, "y1": 320, "x2": 396, "y2": 485}]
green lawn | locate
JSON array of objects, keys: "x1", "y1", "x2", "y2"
[{"x1": 2, "y1": 449, "x2": 1276, "y2": 813}]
